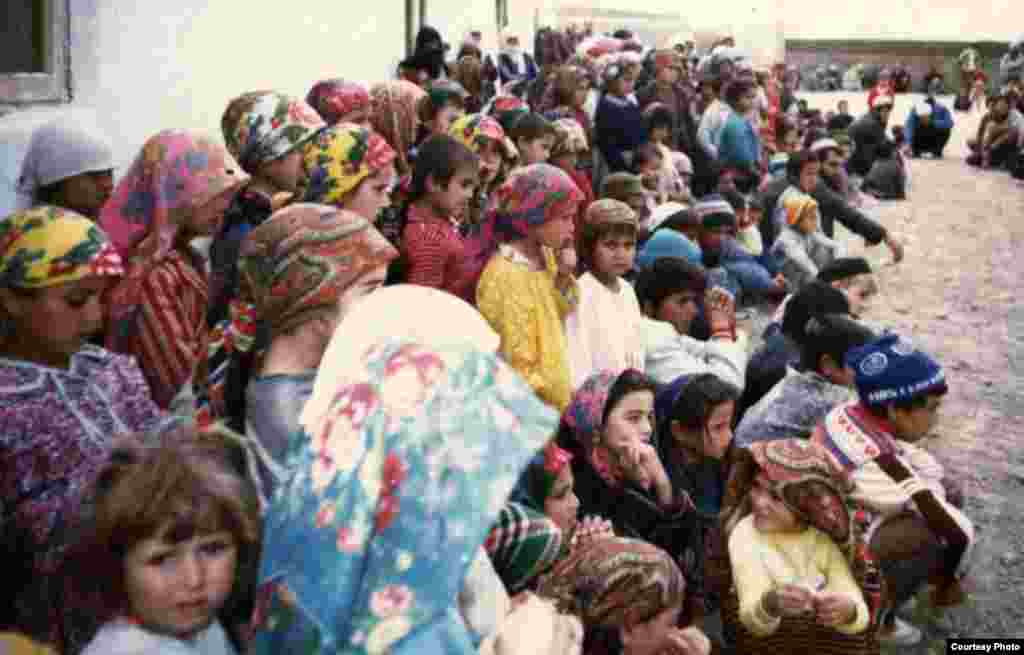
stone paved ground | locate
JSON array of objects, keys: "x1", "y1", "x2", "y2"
[{"x1": 803, "y1": 92, "x2": 1024, "y2": 646}]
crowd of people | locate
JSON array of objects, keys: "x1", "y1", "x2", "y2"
[{"x1": 1, "y1": 21, "x2": 991, "y2": 655}]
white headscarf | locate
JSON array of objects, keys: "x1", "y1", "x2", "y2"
[
  {"x1": 301, "y1": 284, "x2": 501, "y2": 430},
  {"x1": 17, "y1": 114, "x2": 114, "y2": 197}
]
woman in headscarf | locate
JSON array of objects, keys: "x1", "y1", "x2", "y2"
[
  {"x1": 0, "y1": 206, "x2": 180, "y2": 647},
  {"x1": 299, "y1": 124, "x2": 397, "y2": 223},
  {"x1": 470, "y1": 164, "x2": 583, "y2": 410},
  {"x1": 100, "y1": 130, "x2": 248, "y2": 409},
  {"x1": 719, "y1": 439, "x2": 881, "y2": 654},
  {"x1": 452, "y1": 56, "x2": 486, "y2": 115},
  {"x1": 17, "y1": 115, "x2": 115, "y2": 219},
  {"x1": 535, "y1": 536, "x2": 710, "y2": 655},
  {"x1": 306, "y1": 79, "x2": 373, "y2": 127},
  {"x1": 545, "y1": 65, "x2": 595, "y2": 143},
  {"x1": 249, "y1": 338, "x2": 560, "y2": 654},
  {"x1": 369, "y1": 80, "x2": 427, "y2": 181},
  {"x1": 193, "y1": 204, "x2": 397, "y2": 506},
  {"x1": 211, "y1": 91, "x2": 325, "y2": 327}
]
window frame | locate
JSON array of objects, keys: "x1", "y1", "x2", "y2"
[{"x1": 0, "y1": 0, "x2": 71, "y2": 106}]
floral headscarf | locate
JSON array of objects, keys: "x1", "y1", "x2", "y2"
[
  {"x1": 369, "y1": 81, "x2": 426, "y2": 175},
  {"x1": 562, "y1": 370, "x2": 625, "y2": 487},
  {"x1": 550, "y1": 118, "x2": 588, "y2": 158},
  {"x1": 221, "y1": 91, "x2": 325, "y2": 173},
  {"x1": 486, "y1": 96, "x2": 529, "y2": 133},
  {"x1": 464, "y1": 163, "x2": 582, "y2": 288},
  {"x1": 485, "y1": 502, "x2": 565, "y2": 593},
  {"x1": 728, "y1": 438, "x2": 885, "y2": 625},
  {"x1": 536, "y1": 536, "x2": 685, "y2": 628},
  {"x1": 99, "y1": 130, "x2": 248, "y2": 345},
  {"x1": 0, "y1": 205, "x2": 123, "y2": 289},
  {"x1": 512, "y1": 442, "x2": 574, "y2": 511},
  {"x1": 193, "y1": 204, "x2": 398, "y2": 427},
  {"x1": 449, "y1": 114, "x2": 506, "y2": 155},
  {"x1": 306, "y1": 79, "x2": 372, "y2": 125},
  {"x1": 300, "y1": 124, "x2": 397, "y2": 206},
  {"x1": 250, "y1": 339, "x2": 558, "y2": 655}
]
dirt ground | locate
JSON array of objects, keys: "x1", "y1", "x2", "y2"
[{"x1": 801, "y1": 92, "x2": 1024, "y2": 646}]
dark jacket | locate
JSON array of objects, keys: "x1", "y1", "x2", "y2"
[
  {"x1": 595, "y1": 94, "x2": 647, "y2": 172},
  {"x1": 847, "y1": 110, "x2": 890, "y2": 176},
  {"x1": 761, "y1": 176, "x2": 887, "y2": 247}
]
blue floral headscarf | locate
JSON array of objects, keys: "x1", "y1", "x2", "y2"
[{"x1": 250, "y1": 339, "x2": 557, "y2": 655}]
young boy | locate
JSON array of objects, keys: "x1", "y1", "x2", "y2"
[
  {"x1": 511, "y1": 112, "x2": 557, "y2": 165},
  {"x1": 813, "y1": 335, "x2": 974, "y2": 646},
  {"x1": 716, "y1": 79, "x2": 762, "y2": 193},
  {"x1": 861, "y1": 140, "x2": 907, "y2": 200},
  {"x1": 634, "y1": 257, "x2": 747, "y2": 389},
  {"x1": 769, "y1": 190, "x2": 841, "y2": 290},
  {"x1": 401, "y1": 135, "x2": 480, "y2": 300},
  {"x1": 602, "y1": 172, "x2": 651, "y2": 235}
]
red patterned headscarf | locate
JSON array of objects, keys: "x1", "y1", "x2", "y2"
[{"x1": 306, "y1": 79, "x2": 372, "y2": 125}]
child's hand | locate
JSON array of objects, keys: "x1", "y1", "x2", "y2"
[
  {"x1": 704, "y1": 287, "x2": 736, "y2": 335},
  {"x1": 765, "y1": 585, "x2": 815, "y2": 618},
  {"x1": 814, "y1": 592, "x2": 857, "y2": 627},
  {"x1": 660, "y1": 627, "x2": 711, "y2": 655},
  {"x1": 556, "y1": 246, "x2": 577, "y2": 277}
]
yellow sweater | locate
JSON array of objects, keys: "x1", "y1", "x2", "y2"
[
  {"x1": 728, "y1": 515, "x2": 869, "y2": 638},
  {"x1": 476, "y1": 245, "x2": 577, "y2": 412}
]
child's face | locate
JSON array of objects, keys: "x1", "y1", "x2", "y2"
[
  {"x1": 888, "y1": 395, "x2": 943, "y2": 441},
  {"x1": 531, "y1": 203, "x2": 576, "y2": 250},
  {"x1": 343, "y1": 164, "x2": 396, "y2": 221},
  {"x1": 519, "y1": 135, "x2": 555, "y2": 165},
  {"x1": 261, "y1": 149, "x2": 306, "y2": 193},
  {"x1": 751, "y1": 472, "x2": 802, "y2": 533},
  {"x1": 427, "y1": 166, "x2": 476, "y2": 220},
  {"x1": 124, "y1": 528, "x2": 238, "y2": 639},
  {"x1": 655, "y1": 290, "x2": 700, "y2": 335},
  {"x1": 699, "y1": 225, "x2": 731, "y2": 252},
  {"x1": 592, "y1": 233, "x2": 637, "y2": 279},
  {"x1": 543, "y1": 466, "x2": 580, "y2": 538},
  {"x1": 430, "y1": 103, "x2": 465, "y2": 136},
  {"x1": 476, "y1": 140, "x2": 502, "y2": 184},
  {"x1": 622, "y1": 601, "x2": 683, "y2": 655}
]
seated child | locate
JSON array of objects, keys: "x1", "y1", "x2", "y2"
[
  {"x1": 511, "y1": 112, "x2": 558, "y2": 165},
  {"x1": 635, "y1": 258, "x2": 747, "y2": 389},
  {"x1": 644, "y1": 104, "x2": 693, "y2": 204},
  {"x1": 861, "y1": 140, "x2": 907, "y2": 200},
  {"x1": 567, "y1": 200, "x2": 646, "y2": 387},
  {"x1": 722, "y1": 189, "x2": 764, "y2": 257},
  {"x1": 634, "y1": 142, "x2": 668, "y2": 210},
  {"x1": 735, "y1": 313, "x2": 876, "y2": 448},
  {"x1": 769, "y1": 189, "x2": 841, "y2": 291},
  {"x1": 74, "y1": 434, "x2": 261, "y2": 655},
  {"x1": 726, "y1": 439, "x2": 874, "y2": 650},
  {"x1": 813, "y1": 334, "x2": 975, "y2": 646}
]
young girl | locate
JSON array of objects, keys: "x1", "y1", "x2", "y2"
[
  {"x1": 75, "y1": 435, "x2": 261, "y2": 655},
  {"x1": 417, "y1": 80, "x2": 469, "y2": 142},
  {"x1": 723, "y1": 439, "x2": 875, "y2": 652},
  {"x1": 211, "y1": 91, "x2": 325, "y2": 326},
  {"x1": 595, "y1": 56, "x2": 645, "y2": 173},
  {"x1": 400, "y1": 134, "x2": 480, "y2": 299},
  {"x1": 769, "y1": 190, "x2": 841, "y2": 290},
  {"x1": 368, "y1": 80, "x2": 426, "y2": 182},
  {"x1": 449, "y1": 113, "x2": 509, "y2": 227},
  {"x1": 299, "y1": 124, "x2": 397, "y2": 221},
  {"x1": 566, "y1": 200, "x2": 645, "y2": 388},
  {"x1": 471, "y1": 163, "x2": 583, "y2": 410},
  {"x1": 100, "y1": 130, "x2": 249, "y2": 409},
  {"x1": 548, "y1": 118, "x2": 595, "y2": 239}
]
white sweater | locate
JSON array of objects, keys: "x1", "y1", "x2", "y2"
[
  {"x1": 566, "y1": 273, "x2": 646, "y2": 388},
  {"x1": 640, "y1": 316, "x2": 747, "y2": 390}
]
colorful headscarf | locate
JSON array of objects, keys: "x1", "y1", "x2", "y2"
[
  {"x1": 306, "y1": 79, "x2": 373, "y2": 125},
  {"x1": 239, "y1": 203, "x2": 397, "y2": 334},
  {"x1": 487, "y1": 96, "x2": 529, "y2": 133},
  {"x1": 194, "y1": 204, "x2": 398, "y2": 428},
  {"x1": 369, "y1": 81, "x2": 426, "y2": 175},
  {"x1": 464, "y1": 163, "x2": 583, "y2": 288},
  {"x1": 536, "y1": 536, "x2": 685, "y2": 628},
  {"x1": 449, "y1": 114, "x2": 506, "y2": 155},
  {"x1": 301, "y1": 284, "x2": 501, "y2": 431},
  {"x1": 250, "y1": 340, "x2": 558, "y2": 655},
  {"x1": 512, "y1": 442, "x2": 575, "y2": 511},
  {"x1": 221, "y1": 91, "x2": 325, "y2": 173},
  {"x1": 0, "y1": 205, "x2": 123, "y2": 289},
  {"x1": 99, "y1": 130, "x2": 248, "y2": 344},
  {"x1": 562, "y1": 370, "x2": 628, "y2": 487},
  {"x1": 485, "y1": 502, "x2": 565, "y2": 593},
  {"x1": 550, "y1": 118, "x2": 588, "y2": 158},
  {"x1": 300, "y1": 124, "x2": 397, "y2": 206}
]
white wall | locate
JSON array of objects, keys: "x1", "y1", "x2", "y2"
[{"x1": 0, "y1": 0, "x2": 545, "y2": 217}]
